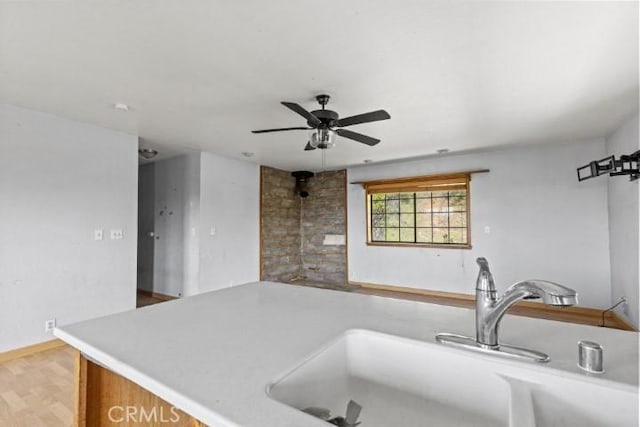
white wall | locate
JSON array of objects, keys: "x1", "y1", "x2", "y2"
[
  {"x1": 606, "y1": 113, "x2": 639, "y2": 327},
  {"x1": 137, "y1": 154, "x2": 200, "y2": 297},
  {"x1": 137, "y1": 151, "x2": 259, "y2": 297},
  {"x1": 182, "y1": 155, "x2": 201, "y2": 297},
  {"x1": 348, "y1": 139, "x2": 612, "y2": 309},
  {"x1": 0, "y1": 104, "x2": 138, "y2": 352},
  {"x1": 197, "y1": 152, "x2": 260, "y2": 294}
]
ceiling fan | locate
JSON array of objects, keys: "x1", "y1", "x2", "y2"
[{"x1": 252, "y1": 95, "x2": 390, "y2": 151}]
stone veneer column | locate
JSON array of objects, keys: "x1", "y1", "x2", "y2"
[
  {"x1": 260, "y1": 166, "x2": 302, "y2": 282},
  {"x1": 260, "y1": 167, "x2": 347, "y2": 286}
]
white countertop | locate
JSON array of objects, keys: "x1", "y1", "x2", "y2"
[{"x1": 55, "y1": 282, "x2": 639, "y2": 427}]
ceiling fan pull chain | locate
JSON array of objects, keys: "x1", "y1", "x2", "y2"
[{"x1": 322, "y1": 148, "x2": 326, "y2": 172}]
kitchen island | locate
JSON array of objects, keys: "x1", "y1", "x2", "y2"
[{"x1": 55, "y1": 282, "x2": 639, "y2": 426}]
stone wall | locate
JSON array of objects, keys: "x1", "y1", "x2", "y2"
[
  {"x1": 300, "y1": 170, "x2": 347, "y2": 284},
  {"x1": 260, "y1": 166, "x2": 348, "y2": 285},
  {"x1": 260, "y1": 166, "x2": 301, "y2": 282}
]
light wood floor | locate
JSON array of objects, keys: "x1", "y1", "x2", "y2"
[
  {"x1": 0, "y1": 345, "x2": 74, "y2": 426},
  {"x1": 136, "y1": 291, "x2": 167, "y2": 308},
  {"x1": 0, "y1": 291, "x2": 167, "y2": 426}
]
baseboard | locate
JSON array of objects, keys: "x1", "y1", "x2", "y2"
[
  {"x1": 353, "y1": 281, "x2": 475, "y2": 301},
  {"x1": 607, "y1": 312, "x2": 637, "y2": 331},
  {"x1": 137, "y1": 289, "x2": 178, "y2": 301},
  {"x1": 0, "y1": 338, "x2": 66, "y2": 363},
  {"x1": 351, "y1": 281, "x2": 637, "y2": 331}
]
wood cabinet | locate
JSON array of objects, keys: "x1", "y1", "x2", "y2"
[{"x1": 74, "y1": 351, "x2": 207, "y2": 426}]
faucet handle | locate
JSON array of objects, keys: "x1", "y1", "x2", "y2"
[
  {"x1": 476, "y1": 257, "x2": 496, "y2": 292},
  {"x1": 476, "y1": 257, "x2": 491, "y2": 271}
]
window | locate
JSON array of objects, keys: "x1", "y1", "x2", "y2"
[{"x1": 365, "y1": 173, "x2": 471, "y2": 248}]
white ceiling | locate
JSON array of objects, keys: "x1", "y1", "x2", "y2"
[{"x1": 1, "y1": 1, "x2": 638, "y2": 171}]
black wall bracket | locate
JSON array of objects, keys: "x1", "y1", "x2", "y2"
[
  {"x1": 292, "y1": 171, "x2": 314, "y2": 198},
  {"x1": 577, "y1": 150, "x2": 639, "y2": 182}
]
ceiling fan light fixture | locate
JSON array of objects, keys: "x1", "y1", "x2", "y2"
[{"x1": 309, "y1": 128, "x2": 336, "y2": 149}]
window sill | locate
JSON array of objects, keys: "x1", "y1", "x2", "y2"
[{"x1": 366, "y1": 241, "x2": 472, "y2": 250}]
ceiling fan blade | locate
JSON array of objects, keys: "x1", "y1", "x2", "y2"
[
  {"x1": 335, "y1": 129, "x2": 380, "y2": 146},
  {"x1": 281, "y1": 102, "x2": 322, "y2": 127},
  {"x1": 336, "y1": 110, "x2": 390, "y2": 127},
  {"x1": 251, "y1": 127, "x2": 310, "y2": 134},
  {"x1": 304, "y1": 142, "x2": 316, "y2": 151}
]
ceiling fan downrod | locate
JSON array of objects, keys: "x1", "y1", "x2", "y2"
[{"x1": 316, "y1": 94, "x2": 330, "y2": 110}]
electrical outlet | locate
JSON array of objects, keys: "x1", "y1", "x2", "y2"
[{"x1": 45, "y1": 318, "x2": 56, "y2": 333}]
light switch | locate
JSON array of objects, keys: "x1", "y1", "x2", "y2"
[
  {"x1": 210, "y1": 227, "x2": 216, "y2": 236},
  {"x1": 94, "y1": 229, "x2": 103, "y2": 241},
  {"x1": 484, "y1": 226, "x2": 491, "y2": 234},
  {"x1": 110, "y1": 229, "x2": 124, "y2": 240}
]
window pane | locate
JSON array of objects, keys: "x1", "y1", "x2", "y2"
[
  {"x1": 417, "y1": 228, "x2": 433, "y2": 243},
  {"x1": 449, "y1": 228, "x2": 468, "y2": 244},
  {"x1": 416, "y1": 213, "x2": 431, "y2": 227},
  {"x1": 386, "y1": 228, "x2": 399, "y2": 241},
  {"x1": 400, "y1": 213, "x2": 414, "y2": 227},
  {"x1": 386, "y1": 214, "x2": 399, "y2": 227},
  {"x1": 399, "y1": 197, "x2": 414, "y2": 213},
  {"x1": 433, "y1": 213, "x2": 448, "y2": 227},
  {"x1": 433, "y1": 228, "x2": 449, "y2": 243},
  {"x1": 400, "y1": 228, "x2": 414, "y2": 242},
  {"x1": 372, "y1": 193, "x2": 385, "y2": 202},
  {"x1": 449, "y1": 212, "x2": 466, "y2": 227},
  {"x1": 449, "y1": 194, "x2": 466, "y2": 211},
  {"x1": 371, "y1": 214, "x2": 385, "y2": 227},
  {"x1": 372, "y1": 228, "x2": 385, "y2": 241},
  {"x1": 415, "y1": 191, "x2": 431, "y2": 199},
  {"x1": 386, "y1": 198, "x2": 399, "y2": 213},
  {"x1": 416, "y1": 198, "x2": 431, "y2": 213},
  {"x1": 385, "y1": 192, "x2": 400, "y2": 200},
  {"x1": 371, "y1": 199, "x2": 385, "y2": 214},
  {"x1": 399, "y1": 192, "x2": 413, "y2": 199},
  {"x1": 431, "y1": 197, "x2": 448, "y2": 212}
]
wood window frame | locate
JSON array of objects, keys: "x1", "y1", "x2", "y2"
[{"x1": 360, "y1": 171, "x2": 485, "y2": 249}]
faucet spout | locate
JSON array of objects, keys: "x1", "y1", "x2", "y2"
[{"x1": 505, "y1": 280, "x2": 578, "y2": 306}]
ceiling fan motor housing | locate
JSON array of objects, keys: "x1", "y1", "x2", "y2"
[{"x1": 308, "y1": 109, "x2": 338, "y2": 127}]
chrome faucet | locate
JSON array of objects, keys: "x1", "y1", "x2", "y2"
[
  {"x1": 437, "y1": 257, "x2": 578, "y2": 363},
  {"x1": 475, "y1": 257, "x2": 578, "y2": 349}
]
